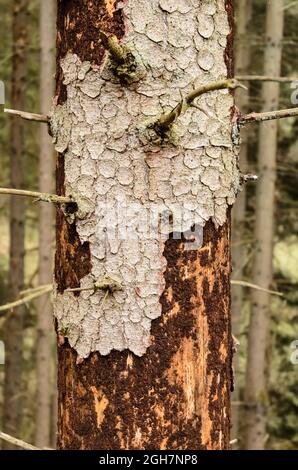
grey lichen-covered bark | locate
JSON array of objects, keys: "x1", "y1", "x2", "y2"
[{"x1": 52, "y1": 0, "x2": 240, "y2": 360}]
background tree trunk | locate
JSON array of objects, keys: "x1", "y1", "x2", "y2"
[
  {"x1": 54, "y1": 0, "x2": 238, "y2": 449},
  {"x1": 231, "y1": 0, "x2": 252, "y2": 445},
  {"x1": 244, "y1": 0, "x2": 284, "y2": 450},
  {"x1": 2, "y1": 0, "x2": 28, "y2": 450},
  {"x1": 35, "y1": 0, "x2": 55, "y2": 448}
]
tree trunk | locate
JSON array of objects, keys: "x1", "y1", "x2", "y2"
[
  {"x1": 2, "y1": 0, "x2": 28, "y2": 450},
  {"x1": 231, "y1": 0, "x2": 252, "y2": 444},
  {"x1": 54, "y1": 0, "x2": 239, "y2": 449},
  {"x1": 244, "y1": 0, "x2": 284, "y2": 450},
  {"x1": 35, "y1": 0, "x2": 55, "y2": 448}
]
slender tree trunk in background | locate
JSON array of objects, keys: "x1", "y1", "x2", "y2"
[
  {"x1": 35, "y1": 0, "x2": 55, "y2": 448},
  {"x1": 54, "y1": 0, "x2": 239, "y2": 449},
  {"x1": 2, "y1": 0, "x2": 28, "y2": 450},
  {"x1": 231, "y1": 0, "x2": 252, "y2": 444},
  {"x1": 244, "y1": 0, "x2": 284, "y2": 450}
]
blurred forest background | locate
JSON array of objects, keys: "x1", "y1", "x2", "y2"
[{"x1": 0, "y1": 0, "x2": 298, "y2": 450}]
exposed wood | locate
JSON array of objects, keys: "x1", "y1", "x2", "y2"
[{"x1": 57, "y1": 220, "x2": 233, "y2": 450}]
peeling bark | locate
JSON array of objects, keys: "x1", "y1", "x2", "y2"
[{"x1": 55, "y1": 0, "x2": 238, "y2": 449}]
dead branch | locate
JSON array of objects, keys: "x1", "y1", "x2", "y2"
[
  {"x1": 4, "y1": 108, "x2": 49, "y2": 123},
  {"x1": 238, "y1": 107, "x2": 298, "y2": 126},
  {"x1": 0, "y1": 431, "x2": 40, "y2": 450},
  {"x1": 229, "y1": 439, "x2": 238, "y2": 445},
  {"x1": 20, "y1": 284, "x2": 52, "y2": 296},
  {"x1": 282, "y1": 0, "x2": 298, "y2": 11},
  {"x1": 0, "y1": 188, "x2": 74, "y2": 205},
  {"x1": 66, "y1": 275, "x2": 123, "y2": 294},
  {"x1": 0, "y1": 431, "x2": 54, "y2": 450},
  {"x1": 236, "y1": 75, "x2": 298, "y2": 83},
  {"x1": 231, "y1": 280, "x2": 283, "y2": 297},
  {"x1": 152, "y1": 79, "x2": 244, "y2": 137},
  {"x1": 0, "y1": 285, "x2": 52, "y2": 314}
]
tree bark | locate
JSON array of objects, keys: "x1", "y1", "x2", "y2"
[
  {"x1": 244, "y1": 0, "x2": 284, "y2": 450},
  {"x1": 35, "y1": 0, "x2": 55, "y2": 448},
  {"x1": 54, "y1": 0, "x2": 239, "y2": 449},
  {"x1": 231, "y1": 0, "x2": 252, "y2": 444},
  {"x1": 2, "y1": 0, "x2": 28, "y2": 450}
]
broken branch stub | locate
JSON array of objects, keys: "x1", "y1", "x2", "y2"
[
  {"x1": 65, "y1": 275, "x2": 123, "y2": 294},
  {"x1": 99, "y1": 30, "x2": 142, "y2": 85},
  {"x1": 240, "y1": 173, "x2": 258, "y2": 183},
  {"x1": 4, "y1": 107, "x2": 49, "y2": 123}
]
